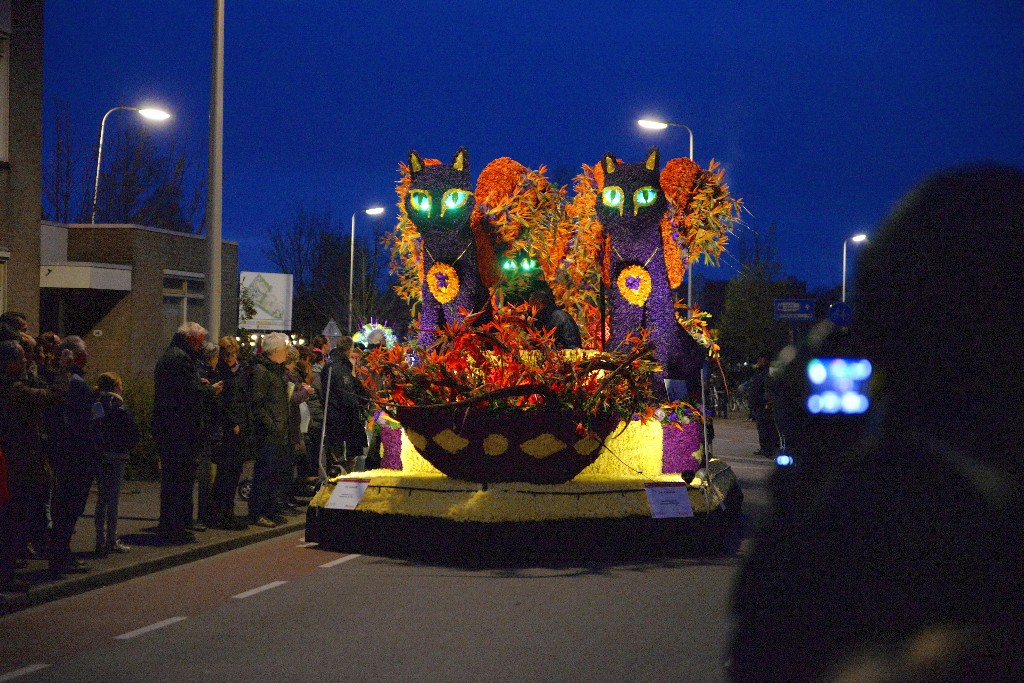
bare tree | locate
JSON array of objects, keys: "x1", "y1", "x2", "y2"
[
  {"x1": 42, "y1": 98, "x2": 204, "y2": 231},
  {"x1": 97, "y1": 126, "x2": 205, "y2": 232},
  {"x1": 263, "y1": 205, "x2": 407, "y2": 337},
  {"x1": 42, "y1": 98, "x2": 90, "y2": 222}
]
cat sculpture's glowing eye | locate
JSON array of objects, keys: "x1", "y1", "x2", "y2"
[
  {"x1": 442, "y1": 189, "x2": 470, "y2": 214},
  {"x1": 634, "y1": 186, "x2": 658, "y2": 207},
  {"x1": 602, "y1": 186, "x2": 624, "y2": 209},
  {"x1": 520, "y1": 258, "x2": 536, "y2": 272},
  {"x1": 410, "y1": 191, "x2": 432, "y2": 214}
]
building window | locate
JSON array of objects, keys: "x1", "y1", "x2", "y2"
[{"x1": 162, "y1": 275, "x2": 205, "y2": 342}]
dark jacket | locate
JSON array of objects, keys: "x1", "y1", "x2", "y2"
[
  {"x1": 153, "y1": 334, "x2": 214, "y2": 447},
  {"x1": 250, "y1": 354, "x2": 290, "y2": 447},
  {"x1": 535, "y1": 306, "x2": 582, "y2": 349},
  {"x1": 95, "y1": 391, "x2": 141, "y2": 458},
  {"x1": 0, "y1": 370, "x2": 68, "y2": 493},
  {"x1": 45, "y1": 367, "x2": 102, "y2": 472},
  {"x1": 323, "y1": 353, "x2": 368, "y2": 445}
]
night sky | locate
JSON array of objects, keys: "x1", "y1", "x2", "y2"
[{"x1": 44, "y1": 1, "x2": 1024, "y2": 290}]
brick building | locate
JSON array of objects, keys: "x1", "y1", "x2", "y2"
[
  {"x1": 0, "y1": 0, "x2": 44, "y2": 330},
  {"x1": 40, "y1": 222, "x2": 239, "y2": 381}
]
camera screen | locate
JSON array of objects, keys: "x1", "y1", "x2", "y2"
[{"x1": 806, "y1": 357, "x2": 872, "y2": 415}]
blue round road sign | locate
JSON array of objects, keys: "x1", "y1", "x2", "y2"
[{"x1": 828, "y1": 302, "x2": 853, "y2": 327}]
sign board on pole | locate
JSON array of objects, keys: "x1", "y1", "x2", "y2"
[
  {"x1": 322, "y1": 319, "x2": 342, "y2": 340},
  {"x1": 239, "y1": 272, "x2": 293, "y2": 330},
  {"x1": 773, "y1": 298, "x2": 815, "y2": 321}
]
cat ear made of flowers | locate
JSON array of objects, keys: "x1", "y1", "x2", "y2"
[
  {"x1": 601, "y1": 152, "x2": 618, "y2": 177},
  {"x1": 409, "y1": 150, "x2": 425, "y2": 178},
  {"x1": 644, "y1": 147, "x2": 660, "y2": 172},
  {"x1": 452, "y1": 147, "x2": 469, "y2": 174}
]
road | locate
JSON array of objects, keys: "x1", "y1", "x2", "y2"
[{"x1": 0, "y1": 419, "x2": 772, "y2": 683}]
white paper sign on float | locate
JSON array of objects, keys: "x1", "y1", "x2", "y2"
[
  {"x1": 644, "y1": 482, "x2": 694, "y2": 518},
  {"x1": 325, "y1": 479, "x2": 371, "y2": 510}
]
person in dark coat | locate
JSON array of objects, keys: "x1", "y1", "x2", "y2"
[
  {"x1": 0, "y1": 341, "x2": 69, "y2": 590},
  {"x1": 528, "y1": 287, "x2": 582, "y2": 350},
  {"x1": 46, "y1": 335, "x2": 103, "y2": 575},
  {"x1": 322, "y1": 336, "x2": 368, "y2": 474},
  {"x1": 747, "y1": 353, "x2": 778, "y2": 457},
  {"x1": 207, "y1": 336, "x2": 249, "y2": 530},
  {"x1": 248, "y1": 332, "x2": 292, "y2": 527},
  {"x1": 728, "y1": 167, "x2": 1024, "y2": 682},
  {"x1": 153, "y1": 322, "x2": 222, "y2": 544},
  {"x1": 92, "y1": 372, "x2": 140, "y2": 556}
]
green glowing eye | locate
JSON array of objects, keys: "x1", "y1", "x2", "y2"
[
  {"x1": 410, "y1": 191, "x2": 431, "y2": 213},
  {"x1": 502, "y1": 259, "x2": 517, "y2": 271},
  {"x1": 442, "y1": 189, "x2": 469, "y2": 211},
  {"x1": 602, "y1": 187, "x2": 624, "y2": 208},
  {"x1": 520, "y1": 258, "x2": 536, "y2": 271},
  {"x1": 634, "y1": 186, "x2": 658, "y2": 207}
]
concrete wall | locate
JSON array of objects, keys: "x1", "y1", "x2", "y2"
[
  {"x1": 0, "y1": 0, "x2": 43, "y2": 329},
  {"x1": 63, "y1": 224, "x2": 239, "y2": 381}
]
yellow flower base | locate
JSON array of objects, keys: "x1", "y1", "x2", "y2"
[{"x1": 309, "y1": 420, "x2": 723, "y2": 523}]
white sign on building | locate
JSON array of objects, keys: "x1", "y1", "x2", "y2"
[{"x1": 239, "y1": 272, "x2": 293, "y2": 331}]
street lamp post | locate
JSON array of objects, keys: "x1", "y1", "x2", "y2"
[
  {"x1": 91, "y1": 106, "x2": 171, "y2": 223},
  {"x1": 637, "y1": 118, "x2": 695, "y2": 309},
  {"x1": 842, "y1": 233, "x2": 868, "y2": 303},
  {"x1": 349, "y1": 206, "x2": 386, "y2": 333}
]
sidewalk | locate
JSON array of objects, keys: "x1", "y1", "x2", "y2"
[{"x1": 0, "y1": 477, "x2": 307, "y2": 616}]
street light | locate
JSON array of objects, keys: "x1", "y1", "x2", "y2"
[
  {"x1": 91, "y1": 106, "x2": 172, "y2": 223},
  {"x1": 349, "y1": 206, "x2": 386, "y2": 333},
  {"x1": 637, "y1": 119, "x2": 694, "y2": 162},
  {"x1": 637, "y1": 117, "x2": 696, "y2": 309},
  {"x1": 842, "y1": 233, "x2": 868, "y2": 303}
]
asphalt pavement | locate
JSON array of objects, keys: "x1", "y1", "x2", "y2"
[
  {"x1": 0, "y1": 470, "x2": 308, "y2": 616},
  {"x1": 1, "y1": 416, "x2": 765, "y2": 617}
]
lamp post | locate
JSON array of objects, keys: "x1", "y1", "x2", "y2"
[
  {"x1": 637, "y1": 117, "x2": 695, "y2": 309},
  {"x1": 842, "y1": 233, "x2": 868, "y2": 303},
  {"x1": 349, "y1": 206, "x2": 386, "y2": 333},
  {"x1": 91, "y1": 106, "x2": 171, "y2": 223}
]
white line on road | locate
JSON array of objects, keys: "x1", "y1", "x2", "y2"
[
  {"x1": 232, "y1": 580, "x2": 288, "y2": 599},
  {"x1": 0, "y1": 664, "x2": 51, "y2": 682},
  {"x1": 114, "y1": 617, "x2": 187, "y2": 640},
  {"x1": 320, "y1": 554, "x2": 361, "y2": 568},
  {"x1": 296, "y1": 541, "x2": 317, "y2": 548}
]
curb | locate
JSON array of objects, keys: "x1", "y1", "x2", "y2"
[{"x1": 0, "y1": 518, "x2": 306, "y2": 616}]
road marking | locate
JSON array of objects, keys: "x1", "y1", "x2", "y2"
[
  {"x1": 0, "y1": 664, "x2": 51, "y2": 682},
  {"x1": 232, "y1": 580, "x2": 288, "y2": 599},
  {"x1": 114, "y1": 616, "x2": 187, "y2": 640},
  {"x1": 296, "y1": 541, "x2": 317, "y2": 548},
  {"x1": 320, "y1": 554, "x2": 360, "y2": 568}
]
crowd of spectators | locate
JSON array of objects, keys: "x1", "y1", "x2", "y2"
[{"x1": 1, "y1": 314, "x2": 373, "y2": 593}]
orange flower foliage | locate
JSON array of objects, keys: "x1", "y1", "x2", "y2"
[
  {"x1": 359, "y1": 304, "x2": 659, "y2": 420},
  {"x1": 477, "y1": 159, "x2": 565, "y2": 282},
  {"x1": 554, "y1": 164, "x2": 605, "y2": 349},
  {"x1": 674, "y1": 301, "x2": 721, "y2": 360}
]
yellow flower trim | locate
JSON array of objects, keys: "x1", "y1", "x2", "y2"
[
  {"x1": 433, "y1": 428, "x2": 470, "y2": 454},
  {"x1": 405, "y1": 429, "x2": 428, "y2": 452},
  {"x1": 616, "y1": 265, "x2": 653, "y2": 307},
  {"x1": 426, "y1": 262, "x2": 460, "y2": 304},
  {"x1": 483, "y1": 433, "x2": 509, "y2": 456},
  {"x1": 573, "y1": 436, "x2": 601, "y2": 456},
  {"x1": 520, "y1": 433, "x2": 568, "y2": 459}
]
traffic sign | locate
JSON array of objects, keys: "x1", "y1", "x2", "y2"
[
  {"x1": 773, "y1": 298, "x2": 815, "y2": 321},
  {"x1": 828, "y1": 302, "x2": 853, "y2": 327}
]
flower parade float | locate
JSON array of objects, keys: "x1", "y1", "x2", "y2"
[{"x1": 305, "y1": 149, "x2": 742, "y2": 565}]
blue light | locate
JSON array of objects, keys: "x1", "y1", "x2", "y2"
[
  {"x1": 775, "y1": 453, "x2": 794, "y2": 467},
  {"x1": 807, "y1": 359, "x2": 828, "y2": 385}
]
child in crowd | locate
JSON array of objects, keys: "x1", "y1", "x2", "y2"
[{"x1": 93, "y1": 372, "x2": 141, "y2": 556}]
